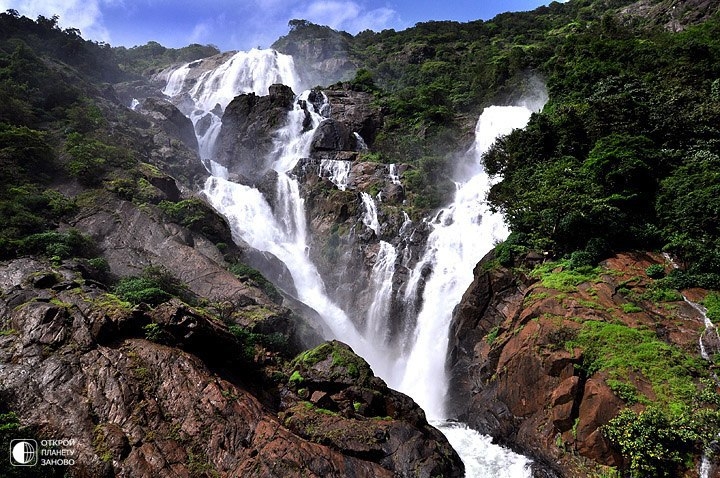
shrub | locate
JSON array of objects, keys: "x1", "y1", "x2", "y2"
[
  {"x1": 112, "y1": 266, "x2": 186, "y2": 306},
  {"x1": 114, "y1": 277, "x2": 172, "y2": 306},
  {"x1": 18, "y1": 228, "x2": 95, "y2": 259},
  {"x1": 645, "y1": 264, "x2": 666, "y2": 279},
  {"x1": 604, "y1": 406, "x2": 720, "y2": 478}
]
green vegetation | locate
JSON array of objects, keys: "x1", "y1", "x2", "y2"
[
  {"x1": 703, "y1": 292, "x2": 720, "y2": 323},
  {"x1": 530, "y1": 259, "x2": 602, "y2": 293},
  {"x1": 228, "y1": 323, "x2": 289, "y2": 360},
  {"x1": 604, "y1": 404, "x2": 720, "y2": 478},
  {"x1": 645, "y1": 264, "x2": 666, "y2": 279},
  {"x1": 567, "y1": 318, "x2": 717, "y2": 476},
  {"x1": 567, "y1": 320, "x2": 702, "y2": 405},
  {"x1": 113, "y1": 266, "x2": 188, "y2": 306},
  {"x1": 227, "y1": 262, "x2": 282, "y2": 304}
]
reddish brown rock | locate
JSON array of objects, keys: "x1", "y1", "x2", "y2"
[
  {"x1": 0, "y1": 260, "x2": 463, "y2": 478},
  {"x1": 447, "y1": 251, "x2": 709, "y2": 476}
]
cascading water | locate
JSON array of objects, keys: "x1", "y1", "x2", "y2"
[
  {"x1": 161, "y1": 48, "x2": 536, "y2": 477},
  {"x1": 319, "y1": 159, "x2": 352, "y2": 190},
  {"x1": 360, "y1": 192, "x2": 380, "y2": 235},
  {"x1": 393, "y1": 106, "x2": 532, "y2": 419},
  {"x1": 161, "y1": 49, "x2": 299, "y2": 162}
]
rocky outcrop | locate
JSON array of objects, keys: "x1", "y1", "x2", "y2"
[
  {"x1": 322, "y1": 83, "x2": 383, "y2": 148},
  {"x1": 619, "y1": 0, "x2": 720, "y2": 31},
  {"x1": 282, "y1": 341, "x2": 464, "y2": 477},
  {"x1": 271, "y1": 22, "x2": 358, "y2": 88},
  {"x1": 447, "y1": 251, "x2": 711, "y2": 476},
  {"x1": 139, "y1": 97, "x2": 199, "y2": 152},
  {"x1": 214, "y1": 84, "x2": 296, "y2": 182},
  {"x1": 0, "y1": 259, "x2": 463, "y2": 478}
]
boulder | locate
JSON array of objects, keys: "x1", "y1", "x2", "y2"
[{"x1": 214, "y1": 84, "x2": 297, "y2": 182}]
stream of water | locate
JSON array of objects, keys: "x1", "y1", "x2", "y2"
[{"x1": 161, "y1": 49, "x2": 534, "y2": 476}]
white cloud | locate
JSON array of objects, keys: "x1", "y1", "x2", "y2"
[
  {"x1": 189, "y1": 21, "x2": 212, "y2": 44},
  {"x1": 290, "y1": 0, "x2": 399, "y2": 33},
  {"x1": 0, "y1": 0, "x2": 110, "y2": 42}
]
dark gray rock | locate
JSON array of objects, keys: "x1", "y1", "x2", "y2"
[
  {"x1": 139, "y1": 97, "x2": 199, "y2": 152},
  {"x1": 214, "y1": 84, "x2": 296, "y2": 182}
]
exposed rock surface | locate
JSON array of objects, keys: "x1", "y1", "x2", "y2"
[
  {"x1": 271, "y1": 24, "x2": 358, "y2": 88},
  {"x1": 447, "y1": 251, "x2": 710, "y2": 476},
  {"x1": 214, "y1": 84, "x2": 296, "y2": 182},
  {"x1": 139, "y1": 97, "x2": 199, "y2": 152},
  {"x1": 619, "y1": 0, "x2": 720, "y2": 31},
  {"x1": 0, "y1": 258, "x2": 463, "y2": 477},
  {"x1": 322, "y1": 83, "x2": 383, "y2": 148}
]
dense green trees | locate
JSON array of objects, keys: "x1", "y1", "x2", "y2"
[{"x1": 480, "y1": 12, "x2": 720, "y2": 286}]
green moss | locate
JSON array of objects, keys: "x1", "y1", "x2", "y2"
[
  {"x1": 621, "y1": 303, "x2": 643, "y2": 314},
  {"x1": 566, "y1": 320, "x2": 703, "y2": 406},
  {"x1": 289, "y1": 371, "x2": 304, "y2": 386},
  {"x1": 531, "y1": 260, "x2": 602, "y2": 292}
]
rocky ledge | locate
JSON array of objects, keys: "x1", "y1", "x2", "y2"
[
  {"x1": 0, "y1": 257, "x2": 463, "y2": 477},
  {"x1": 448, "y1": 250, "x2": 716, "y2": 477}
]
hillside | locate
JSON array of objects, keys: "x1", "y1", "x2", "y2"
[{"x1": 1, "y1": 1, "x2": 720, "y2": 477}]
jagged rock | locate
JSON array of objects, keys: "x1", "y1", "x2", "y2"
[
  {"x1": 311, "y1": 119, "x2": 354, "y2": 152},
  {"x1": 139, "y1": 97, "x2": 198, "y2": 152},
  {"x1": 323, "y1": 83, "x2": 383, "y2": 147},
  {"x1": 283, "y1": 341, "x2": 464, "y2": 477},
  {"x1": 0, "y1": 262, "x2": 463, "y2": 478},
  {"x1": 214, "y1": 84, "x2": 296, "y2": 182},
  {"x1": 447, "y1": 251, "x2": 709, "y2": 476}
]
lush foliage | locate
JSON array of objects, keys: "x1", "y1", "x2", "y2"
[
  {"x1": 113, "y1": 266, "x2": 188, "y2": 306},
  {"x1": 484, "y1": 13, "x2": 720, "y2": 285},
  {"x1": 603, "y1": 404, "x2": 720, "y2": 478}
]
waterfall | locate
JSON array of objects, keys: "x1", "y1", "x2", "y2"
[
  {"x1": 319, "y1": 159, "x2": 352, "y2": 190},
  {"x1": 392, "y1": 106, "x2": 532, "y2": 419},
  {"x1": 162, "y1": 50, "x2": 534, "y2": 477},
  {"x1": 388, "y1": 163, "x2": 402, "y2": 185},
  {"x1": 360, "y1": 192, "x2": 380, "y2": 235},
  {"x1": 161, "y1": 49, "x2": 299, "y2": 162},
  {"x1": 663, "y1": 253, "x2": 718, "y2": 478}
]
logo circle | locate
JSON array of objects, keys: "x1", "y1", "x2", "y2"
[{"x1": 11, "y1": 441, "x2": 35, "y2": 464}]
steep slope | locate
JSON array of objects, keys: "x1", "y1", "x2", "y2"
[{"x1": 449, "y1": 251, "x2": 718, "y2": 477}]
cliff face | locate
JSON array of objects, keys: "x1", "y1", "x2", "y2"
[
  {"x1": 448, "y1": 251, "x2": 713, "y2": 476},
  {"x1": 0, "y1": 254, "x2": 463, "y2": 477}
]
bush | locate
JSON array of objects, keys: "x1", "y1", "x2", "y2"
[
  {"x1": 604, "y1": 406, "x2": 720, "y2": 478},
  {"x1": 645, "y1": 264, "x2": 666, "y2": 279},
  {"x1": 113, "y1": 277, "x2": 172, "y2": 306},
  {"x1": 18, "y1": 228, "x2": 95, "y2": 259}
]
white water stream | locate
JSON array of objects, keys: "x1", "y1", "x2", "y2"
[{"x1": 161, "y1": 49, "x2": 533, "y2": 477}]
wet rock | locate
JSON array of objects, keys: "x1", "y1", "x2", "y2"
[
  {"x1": 283, "y1": 341, "x2": 464, "y2": 477},
  {"x1": 215, "y1": 84, "x2": 296, "y2": 182},
  {"x1": 0, "y1": 261, "x2": 463, "y2": 478},
  {"x1": 139, "y1": 97, "x2": 198, "y2": 152},
  {"x1": 447, "y1": 251, "x2": 710, "y2": 476}
]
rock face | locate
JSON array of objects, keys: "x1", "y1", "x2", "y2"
[
  {"x1": 322, "y1": 83, "x2": 383, "y2": 148},
  {"x1": 282, "y1": 341, "x2": 464, "y2": 477},
  {"x1": 271, "y1": 22, "x2": 358, "y2": 88},
  {"x1": 0, "y1": 257, "x2": 463, "y2": 477},
  {"x1": 619, "y1": 0, "x2": 720, "y2": 31},
  {"x1": 214, "y1": 84, "x2": 296, "y2": 182},
  {"x1": 447, "y1": 251, "x2": 710, "y2": 476},
  {"x1": 138, "y1": 97, "x2": 199, "y2": 152}
]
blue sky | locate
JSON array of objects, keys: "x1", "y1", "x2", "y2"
[{"x1": 0, "y1": 0, "x2": 561, "y2": 51}]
